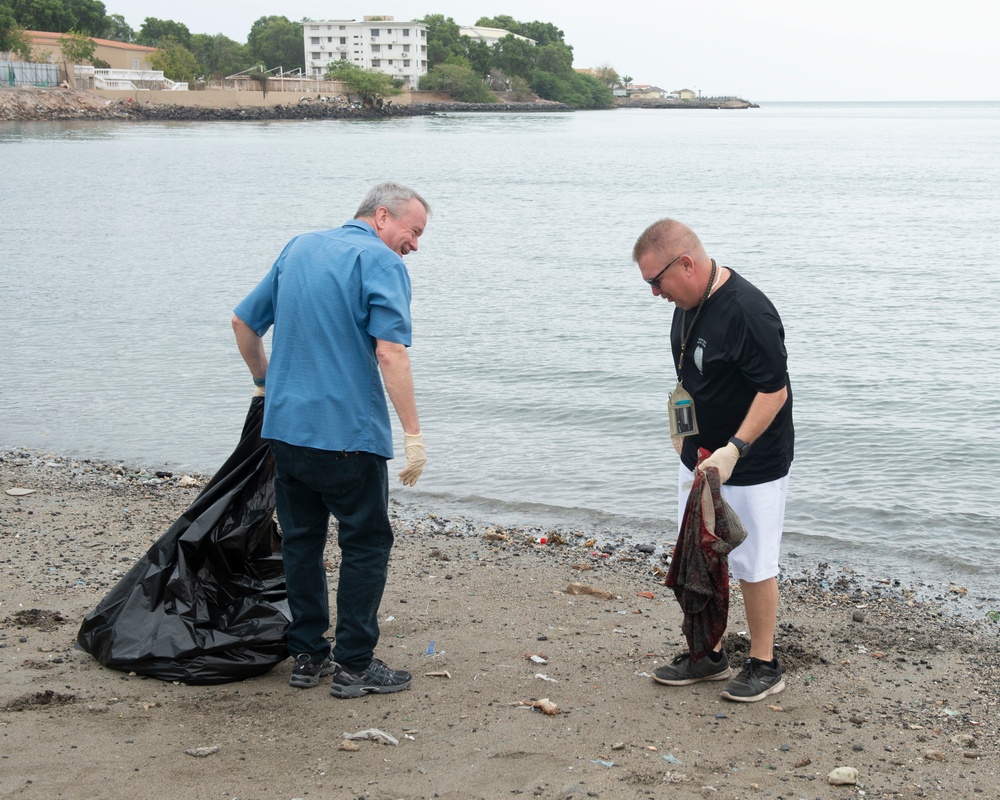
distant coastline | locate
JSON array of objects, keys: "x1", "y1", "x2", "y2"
[
  {"x1": 615, "y1": 97, "x2": 758, "y2": 109},
  {"x1": 0, "y1": 87, "x2": 764, "y2": 123}
]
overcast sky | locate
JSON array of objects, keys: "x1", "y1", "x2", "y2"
[{"x1": 104, "y1": 1, "x2": 999, "y2": 101}]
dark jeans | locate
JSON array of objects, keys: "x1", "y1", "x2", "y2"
[{"x1": 269, "y1": 440, "x2": 393, "y2": 671}]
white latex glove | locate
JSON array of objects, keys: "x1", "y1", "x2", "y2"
[
  {"x1": 253, "y1": 383, "x2": 265, "y2": 398},
  {"x1": 698, "y1": 442, "x2": 740, "y2": 484},
  {"x1": 398, "y1": 432, "x2": 426, "y2": 486}
]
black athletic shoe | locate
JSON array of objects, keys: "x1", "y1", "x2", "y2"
[
  {"x1": 329, "y1": 658, "x2": 412, "y2": 698},
  {"x1": 652, "y1": 651, "x2": 732, "y2": 686},
  {"x1": 721, "y1": 657, "x2": 786, "y2": 702},
  {"x1": 288, "y1": 653, "x2": 335, "y2": 689}
]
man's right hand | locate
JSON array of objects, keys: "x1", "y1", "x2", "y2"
[{"x1": 398, "y1": 432, "x2": 426, "y2": 486}]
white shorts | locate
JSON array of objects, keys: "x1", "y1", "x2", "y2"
[{"x1": 677, "y1": 465, "x2": 790, "y2": 583}]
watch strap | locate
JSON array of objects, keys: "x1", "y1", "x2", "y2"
[{"x1": 728, "y1": 436, "x2": 750, "y2": 457}]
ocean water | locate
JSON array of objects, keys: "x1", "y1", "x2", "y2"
[{"x1": 2, "y1": 101, "x2": 998, "y2": 601}]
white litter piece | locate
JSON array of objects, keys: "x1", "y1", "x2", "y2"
[
  {"x1": 5, "y1": 488, "x2": 35, "y2": 496},
  {"x1": 535, "y1": 673, "x2": 558, "y2": 682},
  {"x1": 184, "y1": 746, "x2": 220, "y2": 757},
  {"x1": 342, "y1": 728, "x2": 399, "y2": 746}
]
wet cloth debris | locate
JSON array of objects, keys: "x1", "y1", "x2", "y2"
[{"x1": 664, "y1": 458, "x2": 746, "y2": 660}]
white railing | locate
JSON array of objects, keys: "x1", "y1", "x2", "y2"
[
  {"x1": 75, "y1": 66, "x2": 188, "y2": 90},
  {"x1": 96, "y1": 77, "x2": 138, "y2": 90}
]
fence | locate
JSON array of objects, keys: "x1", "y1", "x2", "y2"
[{"x1": 2, "y1": 59, "x2": 61, "y2": 87}]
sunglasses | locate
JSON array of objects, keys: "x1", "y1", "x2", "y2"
[{"x1": 644, "y1": 251, "x2": 689, "y2": 290}]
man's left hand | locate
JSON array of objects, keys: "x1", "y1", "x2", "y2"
[
  {"x1": 398, "y1": 432, "x2": 426, "y2": 486},
  {"x1": 698, "y1": 442, "x2": 740, "y2": 484}
]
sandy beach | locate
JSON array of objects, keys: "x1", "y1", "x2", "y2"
[{"x1": 1, "y1": 448, "x2": 997, "y2": 799}]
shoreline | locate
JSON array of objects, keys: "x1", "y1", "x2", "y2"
[
  {"x1": 0, "y1": 87, "x2": 574, "y2": 122},
  {"x1": 2, "y1": 446, "x2": 998, "y2": 798},
  {"x1": 2, "y1": 446, "x2": 995, "y2": 620}
]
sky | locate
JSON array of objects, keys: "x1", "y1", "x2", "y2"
[{"x1": 104, "y1": 1, "x2": 1000, "y2": 101}]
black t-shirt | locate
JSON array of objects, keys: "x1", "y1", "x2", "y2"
[{"x1": 671, "y1": 268, "x2": 794, "y2": 485}]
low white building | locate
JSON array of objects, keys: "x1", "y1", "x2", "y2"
[
  {"x1": 303, "y1": 17, "x2": 428, "y2": 89},
  {"x1": 458, "y1": 26, "x2": 536, "y2": 47}
]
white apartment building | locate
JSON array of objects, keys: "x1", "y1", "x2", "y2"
[{"x1": 303, "y1": 17, "x2": 428, "y2": 89}]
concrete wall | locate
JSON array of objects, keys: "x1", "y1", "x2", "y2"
[{"x1": 90, "y1": 85, "x2": 423, "y2": 107}]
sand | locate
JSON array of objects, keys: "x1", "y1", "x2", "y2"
[{"x1": 1, "y1": 448, "x2": 998, "y2": 799}]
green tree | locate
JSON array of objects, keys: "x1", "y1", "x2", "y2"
[
  {"x1": 593, "y1": 64, "x2": 620, "y2": 89},
  {"x1": 59, "y1": 27, "x2": 92, "y2": 62},
  {"x1": 532, "y1": 68, "x2": 612, "y2": 109},
  {"x1": 324, "y1": 59, "x2": 400, "y2": 106},
  {"x1": 508, "y1": 74, "x2": 533, "y2": 101},
  {"x1": 190, "y1": 32, "x2": 250, "y2": 79},
  {"x1": 247, "y1": 15, "x2": 302, "y2": 72},
  {"x1": 10, "y1": 0, "x2": 74, "y2": 32},
  {"x1": 535, "y1": 41, "x2": 573, "y2": 76},
  {"x1": 101, "y1": 12, "x2": 132, "y2": 42},
  {"x1": 419, "y1": 14, "x2": 465, "y2": 69},
  {"x1": 475, "y1": 16, "x2": 565, "y2": 47},
  {"x1": 137, "y1": 17, "x2": 190, "y2": 49},
  {"x1": 573, "y1": 71, "x2": 613, "y2": 108},
  {"x1": 492, "y1": 34, "x2": 536, "y2": 80},
  {"x1": 65, "y1": 0, "x2": 105, "y2": 35},
  {"x1": 1, "y1": 4, "x2": 32, "y2": 59},
  {"x1": 58, "y1": 27, "x2": 93, "y2": 85},
  {"x1": 520, "y1": 21, "x2": 565, "y2": 46},
  {"x1": 621, "y1": 74, "x2": 633, "y2": 88},
  {"x1": 149, "y1": 35, "x2": 198, "y2": 81},
  {"x1": 419, "y1": 62, "x2": 497, "y2": 103},
  {"x1": 464, "y1": 38, "x2": 493, "y2": 77},
  {"x1": 474, "y1": 15, "x2": 519, "y2": 34}
]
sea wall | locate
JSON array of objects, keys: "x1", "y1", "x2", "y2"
[{"x1": 0, "y1": 87, "x2": 572, "y2": 122}]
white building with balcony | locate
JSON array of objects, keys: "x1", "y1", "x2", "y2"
[{"x1": 303, "y1": 17, "x2": 428, "y2": 90}]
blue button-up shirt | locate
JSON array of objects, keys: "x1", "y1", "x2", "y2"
[{"x1": 234, "y1": 220, "x2": 412, "y2": 459}]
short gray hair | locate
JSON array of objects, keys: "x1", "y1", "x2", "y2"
[
  {"x1": 355, "y1": 181, "x2": 431, "y2": 219},
  {"x1": 632, "y1": 218, "x2": 702, "y2": 262}
]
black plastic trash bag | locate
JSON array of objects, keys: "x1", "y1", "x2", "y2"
[{"x1": 76, "y1": 397, "x2": 290, "y2": 684}]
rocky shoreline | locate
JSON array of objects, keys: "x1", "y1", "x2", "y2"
[
  {"x1": 0, "y1": 87, "x2": 572, "y2": 122},
  {"x1": 2, "y1": 445, "x2": 998, "y2": 798}
]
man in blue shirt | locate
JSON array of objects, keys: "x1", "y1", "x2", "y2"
[{"x1": 232, "y1": 181, "x2": 430, "y2": 698}]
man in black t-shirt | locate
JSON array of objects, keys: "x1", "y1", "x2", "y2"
[{"x1": 633, "y1": 219, "x2": 794, "y2": 703}]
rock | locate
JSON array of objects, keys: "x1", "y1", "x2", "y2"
[
  {"x1": 565, "y1": 582, "x2": 614, "y2": 600},
  {"x1": 923, "y1": 749, "x2": 946, "y2": 761},
  {"x1": 827, "y1": 767, "x2": 858, "y2": 785},
  {"x1": 184, "y1": 746, "x2": 219, "y2": 757},
  {"x1": 852, "y1": 610, "x2": 865, "y2": 622}
]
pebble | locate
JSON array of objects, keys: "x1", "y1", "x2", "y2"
[{"x1": 827, "y1": 767, "x2": 859, "y2": 785}]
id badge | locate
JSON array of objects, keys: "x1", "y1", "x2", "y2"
[{"x1": 668, "y1": 382, "x2": 698, "y2": 438}]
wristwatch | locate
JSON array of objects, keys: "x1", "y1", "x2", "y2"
[{"x1": 728, "y1": 436, "x2": 751, "y2": 457}]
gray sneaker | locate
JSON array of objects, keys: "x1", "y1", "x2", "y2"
[
  {"x1": 329, "y1": 658, "x2": 412, "y2": 699},
  {"x1": 288, "y1": 653, "x2": 336, "y2": 688},
  {"x1": 653, "y1": 651, "x2": 731, "y2": 686},
  {"x1": 721, "y1": 657, "x2": 785, "y2": 702}
]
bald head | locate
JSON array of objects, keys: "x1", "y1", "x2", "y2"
[{"x1": 632, "y1": 218, "x2": 706, "y2": 264}]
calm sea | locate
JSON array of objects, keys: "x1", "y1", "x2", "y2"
[{"x1": 2, "y1": 102, "x2": 998, "y2": 603}]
